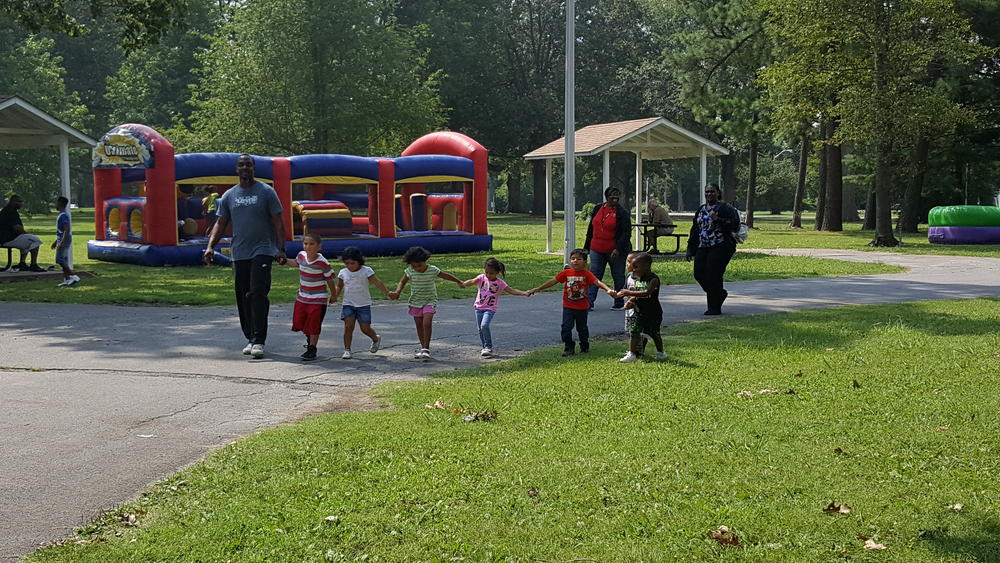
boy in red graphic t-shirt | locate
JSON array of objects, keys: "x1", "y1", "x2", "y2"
[{"x1": 530, "y1": 248, "x2": 614, "y2": 356}]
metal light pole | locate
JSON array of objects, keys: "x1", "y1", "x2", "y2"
[{"x1": 563, "y1": 0, "x2": 575, "y2": 266}]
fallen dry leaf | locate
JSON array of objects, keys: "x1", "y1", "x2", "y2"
[
  {"x1": 794, "y1": 370, "x2": 804, "y2": 377},
  {"x1": 858, "y1": 535, "x2": 886, "y2": 550},
  {"x1": 758, "y1": 388, "x2": 780, "y2": 395},
  {"x1": 949, "y1": 503, "x2": 964, "y2": 511},
  {"x1": 852, "y1": 379, "x2": 861, "y2": 389},
  {"x1": 785, "y1": 389, "x2": 797, "y2": 395},
  {"x1": 462, "y1": 410, "x2": 498, "y2": 422},
  {"x1": 324, "y1": 515, "x2": 340, "y2": 523},
  {"x1": 937, "y1": 425, "x2": 951, "y2": 431},
  {"x1": 822, "y1": 502, "x2": 852, "y2": 515},
  {"x1": 834, "y1": 447, "x2": 845, "y2": 455},
  {"x1": 527, "y1": 487, "x2": 539, "y2": 498},
  {"x1": 707, "y1": 525, "x2": 741, "y2": 548},
  {"x1": 425, "y1": 400, "x2": 448, "y2": 410},
  {"x1": 736, "y1": 390, "x2": 753, "y2": 399}
]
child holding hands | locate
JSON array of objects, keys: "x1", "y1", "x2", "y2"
[
  {"x1": 280, "y1": 233, "x2": 336, "y2": 361},
  {"x1": 459, "y1": 257, "x2": 531, "y2": 357},
  {"x1": 332, "y1": 246, "x2": 392, "y2": 359},
  {"x1": 530, "y1": 249, "x2": 614, "y2": 356},
  {"x1": 389, "y1": 246, "x2": 462, "y2": 359},
  {"x1": 611, "y1": 251, "x2": 665, "y2": 362}
]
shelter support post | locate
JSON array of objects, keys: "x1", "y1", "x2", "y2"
[
  {"x1": 563, "y1": 0, "x2": 575, "y2": 266},
  {"x1": 545, "y1": 159, "x2": 553, "y2": 253},
  {"x1": 700, "y1": 146, "x2": 707, "y2": 205},
  {"x1": 602, "y1": 150, "x2": 610, "y2": 189},
  {"x1": 634, "y1": 152, "x2": 642, "y2": 250},
  {"x1": 59, "y1": 136, "x2": 72, "y2": 266}
]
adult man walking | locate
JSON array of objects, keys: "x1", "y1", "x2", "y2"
[
  {"x1": 0, "y1": 195, "x2": 45, "y2": 272},
  {"x1": 203, "y1": 155, "x2": 286, "y2": 359}
]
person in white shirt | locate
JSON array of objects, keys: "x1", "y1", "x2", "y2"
[{"x1": 332, "y1": 246, "x2": 392, "y2": 359}]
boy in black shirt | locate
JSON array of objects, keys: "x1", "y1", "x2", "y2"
[{"x1": 612, "y1": 252, "x2": 665, "y2": 362}]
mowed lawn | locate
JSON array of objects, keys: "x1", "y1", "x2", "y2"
[
  {"x1": 28, "y1": 298, "x2": 1000, "y2": 561},
  {"x1": 0, "y1": 211, "x2": 906, "y2": 306}
]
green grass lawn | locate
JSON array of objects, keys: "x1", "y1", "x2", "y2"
[
  {"x1": 29, "y1": 298, "x2": 1000, "y2": 561},
  {"x1": 0, "y1": 211, "x2": 904, "y2": 306}
]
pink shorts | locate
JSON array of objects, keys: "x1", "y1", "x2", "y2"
[{"x1": 408, "y1": 304, "x2": 437, "y2": 317}]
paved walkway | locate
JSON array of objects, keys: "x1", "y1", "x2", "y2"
[{"x1": 2, "y1": 249, "x2": 999, "y2": 560}]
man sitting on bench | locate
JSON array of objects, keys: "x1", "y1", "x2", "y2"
[
  {"x1": 644, "y1": 198, "x2": 675, "y2": 252},
  {"x1": 1, "y1": 194, "x2": 45, "y2": 272}
]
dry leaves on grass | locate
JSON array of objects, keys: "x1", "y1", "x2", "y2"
[
  {"x1": 707, "y1": 525, "x2": 741, "y2": 548},
  {"x1": 794, "y1": 370, "x2": 804, "y2": 377},
  {"x1": 949, "y1": 503, "x2": 964, "y2": 511},
  {"x1": 834, "y1": 447, "x2": 845, "y2": 455},
  {"x1": 457, "y1": 409, "x2": 498, "y2": 422},
  {"x1": 737, "y1": 389, "x2": 780, "y2": 399},
  {"x1": 852, "y1": 379, "x2": 862, "y2": 389},
  {"x1": 425, "y1": 400, "x2": 448, "y2": 410},
  {"x1": 937, "y1": 425, "x2": 951, "y2": 431},
  {"x1": 822, "y1": 502, "x2": 852, "y2": 515},
  {"x1": 858, "y1": 535, "x2": 887, "y2": 550}
]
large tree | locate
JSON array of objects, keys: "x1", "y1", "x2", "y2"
[
  {"x1": 760, "y1": 0, "x2": 986, "y2": 246},
  {"x1": 185, "y1": 0, "x2": 444, "y2": 156}
]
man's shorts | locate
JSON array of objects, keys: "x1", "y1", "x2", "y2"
[
  {"x1": 408, "y1": 304, "x2": 436, "y2": 317},
  {"x1": 626, "y1": 315, "x2": 661, "y2": 339},
  {"x1": 6, "y1": 233, "x2": 42, "y2": 251},
  {"x1": 341, "y1": 304, "x2": 372, "y2": 324},
  {"x1": 55, "y1": 247, "x2": 70, "y2": 266},
  {"x1": 292, "y1": 301, "x2": 327, "y2": 335}
]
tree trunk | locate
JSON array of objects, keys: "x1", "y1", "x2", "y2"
[
  {"x1": 822, "y1": 119, "x2": 843, "y2": 231},
  {"x1": 842, "y1": 183, "x2": 860, "y2": 222},
  {"x1": 507, "y1": 163, "x2": 521, "y2": 213},
  {"x1": 745, "y1": 140, "x2": 758, "y2": 228},
  {"x1": 531, "y1": 159, "x2": 546, "y2": 215},
  {"x1": 897, "y1": 137, "x2": 930, "y2": 233},
  {"x1": 790, "y1": 134, "x2": 809, "y2": 228},
  {"x1": 871, "y1": 139, "x2": 899, "y2": 246},
  {"x1": 815, "y1": 143, "x2": 827, "y2": 231},
  {"x1": 861, "y1": 189, "x2": 876, "y2": 230}
]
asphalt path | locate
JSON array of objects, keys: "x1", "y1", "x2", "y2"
[{"x1": 2, "y1": 249, "x2": 999, "y2": 561}]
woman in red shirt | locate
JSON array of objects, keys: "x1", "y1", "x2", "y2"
[{"x1": 583, "y1": 187, "x2": 632, "y2": 310}]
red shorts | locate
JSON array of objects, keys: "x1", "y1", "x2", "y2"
[{"x1": 292, "y1": 301, "x2": 327, "y2": 335}]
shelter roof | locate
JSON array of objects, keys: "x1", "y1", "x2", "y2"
[
  {"x1": 0, "y1": 95, "x2": 96, "y2": 149},
  {"x1": 524, "y1": 117, "x2": 728, "y2": 161}
]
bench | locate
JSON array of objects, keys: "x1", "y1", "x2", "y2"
[{"x1": 633, "y1": 223, "x2": 687, "y2": 255}]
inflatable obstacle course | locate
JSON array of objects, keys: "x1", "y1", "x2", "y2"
[{"x1": 927, "y1": 205, "x2": 1000, "y2": 244}]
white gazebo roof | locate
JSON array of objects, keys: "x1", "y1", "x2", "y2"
[
  {"x1": 524, "y1": 117, "x2": 728, "y2": 161},
  {"x1": 0, "y1": 95, "x2": 96, "y2": 149}
]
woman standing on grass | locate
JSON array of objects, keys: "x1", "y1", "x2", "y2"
[
  {"x1": 583, "y1": 187, "x2": 631, "y2": 310},
  {"x1": 686, "y1": 183, "x2": 740, "y2": 315}
]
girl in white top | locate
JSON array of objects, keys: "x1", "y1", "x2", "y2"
[{"x1": 331, "y1": 247, "x2": 392, "y2": 359}]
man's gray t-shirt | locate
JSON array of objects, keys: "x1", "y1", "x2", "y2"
[{"x1": 217, "y1": 181, "x2": 282, "y2": 261}]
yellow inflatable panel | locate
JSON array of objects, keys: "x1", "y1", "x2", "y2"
[
  {"x1": 396, "y1": 175, "x2": 472, "y2": 184},
  {"x1": 295, "y1": 176, "x2": 376, "y2": 185}
]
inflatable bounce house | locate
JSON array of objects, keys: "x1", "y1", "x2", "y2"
[
  {"x1": 88, "y1": 124, "x2": 492, "y2": 266},
  {"x1": 927, "y1": 205, "x2": 1000, "y2": 244}
]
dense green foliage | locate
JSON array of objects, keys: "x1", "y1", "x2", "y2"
[{"x1": 29, "y1": 299, "x2": 1000, "y2": 561}]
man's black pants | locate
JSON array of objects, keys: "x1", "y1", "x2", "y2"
[
  {"x1": 693, "y1": 242, "x2": 736, "y2": 313},
  {"x1": 561, "y1": 308, "x2": 590, "y2": 351},
  {"x1": 234, "y1": 255, "x2": 273, "y2": 345}
]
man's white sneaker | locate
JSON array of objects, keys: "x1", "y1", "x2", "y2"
[
  {"x1": 414, "y1": 348, "x2": 423, "y2": 359},
  {"x1": 419, "y1": 348, "x2": 431, "y2": 359},
  {"x1": 369, "y1": 335, "x2": 381, "y2": 353},
  {"x1": 480, "y1": 348, "x2": 493, "y2": 357},
  {"x1": 342, "y1": 350, "x2": 353, "y2": 360},
  {"x1": 654, "y1": 351, "x2": 667, "y2": 361},
  {"x1": 250, "y1": 344, "x2": 264, "y2": 359},
  {"x1": 619, "y1": 352, "x2": 638, "y2": 363},
  {"x1": 242, "y1": 342, "x2": 253, "y2": 355}
]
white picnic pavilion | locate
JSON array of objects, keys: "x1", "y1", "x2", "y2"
[{"x1": 524, "y1": 117, "x2": 729, "y2": 252}]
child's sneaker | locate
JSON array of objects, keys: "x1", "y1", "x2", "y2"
[
  {"x1": 57, "y1": 278, "x2": 72, "y2": 287},
  {"x1": 369, "y1": 335, "x2": 381, "y2": 353},
  {"x1": 654, "y1": 351, "x2": 667, "y2": 361},
  {"x1": 67, "y1": 275, "x2": 81, "y2": 286},
  {"x1": 301, "y1": 347, "x2": 317, "y2": 361},
  {"x1": 480, "y1": 348, "x2": 493, "y2": 357},
  {"x1": 250, "y1": 344, "x2": 264, "y2": 359},
  {"x1": 619, "y1": 352, "x2": 638, "y2": 363},
  {"x1": 341, "y1": 349, "x2": 353, "y2": 360},
  {"x1": 242, "y1": 342, "x2": 253, "y2": 355}
]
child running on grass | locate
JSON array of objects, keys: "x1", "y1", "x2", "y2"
[
  {"x1": 389, "y1": 246, "x2": 463, "y2": 359},
  {"x1": 459, "y1": 257, "x2": 531, "y2": 357},
  {"x1": 51, "y1": 196, "x2": 80, "y2": 287},
  {"x1": 332, "y1": 246, "x2": 392, "y2": 359},
  {"x1": 280, "y1": 233, "x2": 335, "y2": 361},
  {"x1": 529, "y1": 248, "x2": 613, "y2": 357},
  {"x1": 612, "y1": 251, "x2": 666, "y2": 362}
]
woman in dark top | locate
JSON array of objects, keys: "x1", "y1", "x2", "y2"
[
  {"x1": 685, "y1": 183, "x2": 740, "y2": 315},
  {"x1": 584, "y1": 187, "x2": 632, "y2": 309}
]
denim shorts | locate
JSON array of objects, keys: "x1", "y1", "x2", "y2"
[
  {"x1": 341, "y1": 304, "x2": 372, "y2": 324},
  {"x1": 55, "y1": 247, "x2": 70, "y2": 266}
]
